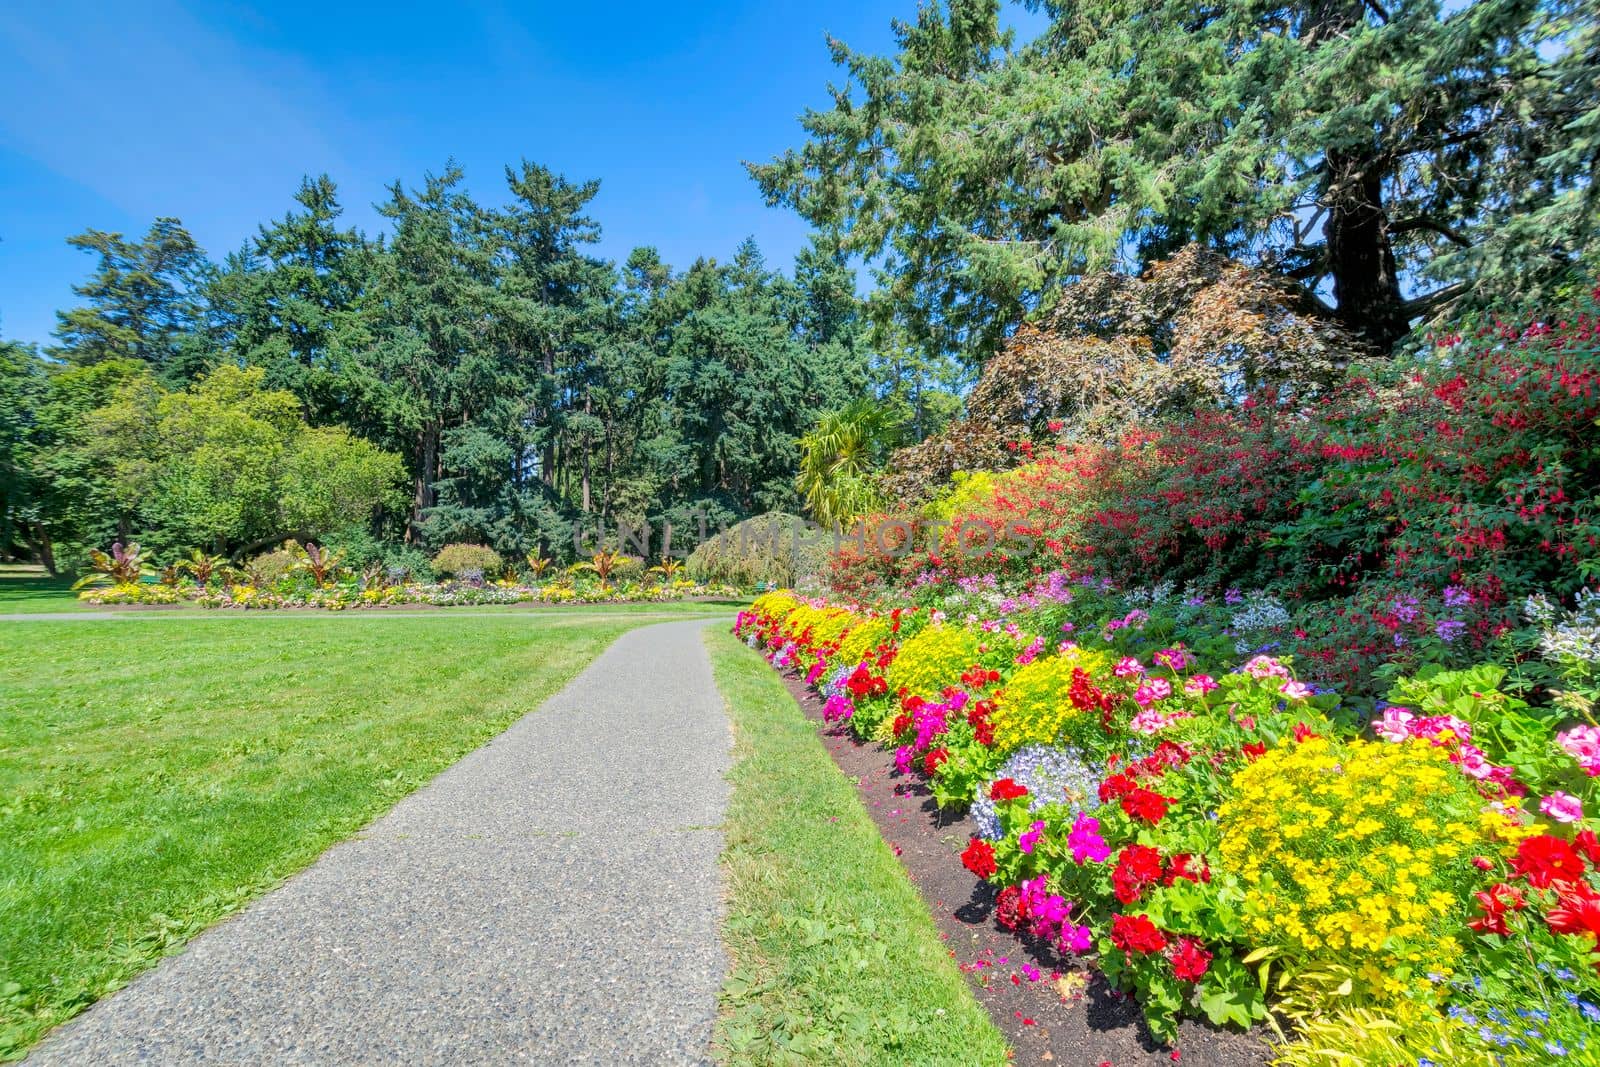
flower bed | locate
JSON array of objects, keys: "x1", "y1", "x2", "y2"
[
  {"x1": 736, "y1": 581, "x2": 1600, "y2": 1064},
  {"x1": 81, "y1": 576, "x2": 738, "y2": 610}
]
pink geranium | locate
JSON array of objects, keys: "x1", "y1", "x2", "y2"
[
  {"x1": 1558, "y1": 725, "x2": 1600, "y2": 776},
  {"x1": 1183, "y1": 674, "x2": 1217, "y2": 696},
  {"x1": 1539, "y1": 791, "x2": 1584, "y2": 824},
  {"x1": 1114, "y1": 657, "x2": 1145, "y2": 678}
]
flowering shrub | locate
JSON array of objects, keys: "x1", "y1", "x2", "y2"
[
  {"x1": 990, "y1": 647, "x2": 1113, "y2": 751},
  {"x1": 884, "y1": 622, "x2": 979, "y2": 702},
  {"x1": 1220, "y1": 736, "x2": 1522, "y2": 1011}
]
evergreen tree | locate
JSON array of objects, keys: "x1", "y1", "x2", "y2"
[
  {"x1": 752, "y1": 0, "x2": 1598, "y2": 359},
  {"x1": 216, "y1": 175, "x2": 367, "y2": 419},
  {"x1": 54, "y1": 218, "x2": 213, "y2": 380}
]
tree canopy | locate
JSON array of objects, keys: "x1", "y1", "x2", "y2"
[{"x1": 751, "y1": 0, "x2": 1599, "y2": 362}]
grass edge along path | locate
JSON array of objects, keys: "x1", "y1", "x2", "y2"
[
  {"x1": 704, "y1": 627, "x2": 1009, "y2": 1066},
  {"x1": 0, "y1": 614, "x2": 643, "y2": 1059}
]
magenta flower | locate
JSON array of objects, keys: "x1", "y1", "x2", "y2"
[
  {"x1": 1067, "y1": 813, "x2": 1111, "y2": 864},
  {"x1": 1557, "y1": 725, "x2": 1600, "y2": 776},
  {"x1": 1183, "y1": 674, "x2": 1217, "y2": 696},
  {"x1": 1114, "y1": 656, "x2": 1145, "y2": 678},
  {"x1": 1540, "y1": 791, "x2": 1584, "y2": 823},
  {"x1": 1018, "y1": 820, "x2": 1046, "y2": 853}
]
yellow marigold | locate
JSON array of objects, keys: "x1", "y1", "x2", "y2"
[
  {"x1": 836, "y1": 616, "x2": 892, "y2": 665},
  {"x1": 1219, "y1": 737, "x2": 1502, "y2": 1010},
  {"x1": 750, "y1": 589, "x2": 799, "y2": 621},
  {"x1": 990, "y1": 646, "x2": 1110, "y2": 751},
  {"x1": 885, "y1": 623, "x2": 980, "y2": 702}
]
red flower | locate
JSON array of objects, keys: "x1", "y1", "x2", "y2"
[
  {"x1": 1292, "y1": 722, "x2": 1320, "y2": 742},
  {"x1": 923, "y1": 747, "x2": 950, "y2": 776},
  {"x1": 990, "y1": 778, "x2": 1029, "y2": 802},
  {"x1": 996, "y1": 885, "x2": 1027, "y2": 930},
  {"x1": 1113, "y1": 845, "x2": 1165, "y2": 904},
  {"x1": 1546, "y1": 883, "x2": 1600, "y2": 942},
  {"x1": 1120, "y1": 787, "x2": 1173, "y2": 824},
  {"x1": 974, "y1": 718, "x2": 996, "y2": 746},
  {"x1": 962, "y1": 837, "x2": 998, "y2": 881},
  {"x1": 1163, "y1": 853, "x2": 1210, "y2": 886},
  {"x1": 1241, "y1": 741, "x2": 1267, "y2": 761},
  {"x1": 1168, "y1": 936, "x2": 1212, "y2": 981},
  {"x1": 890, "y1": 714, "x2": 913, "y2": 737},
  {"x1": 1510, "y1": 835, "x2": 1586, "y2": 888},
  {"x1": 1468, "y1": 883, "x2": 1526, "y2": 936},
  {"x1": 1110, "y1": 913, "x2": 1168, "y2": 955},
  {"x1": 1098, "y1": 772, "x2": 1138, "y2": 804},
  {"x1": 1574, "y1": 830, "x2": 1600, "y2": 866}
]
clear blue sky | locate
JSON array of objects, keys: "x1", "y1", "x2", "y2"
[{"x1": 0, "y1": 1, "x2": 1044, "y2": 347}]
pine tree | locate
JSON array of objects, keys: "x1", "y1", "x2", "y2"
[
  {"x1": 752, "y1": 0, "x2": 1598, "y2": 359},
  {"x1": 53, "y1": 219, "x2": 212, "y2": 380}
]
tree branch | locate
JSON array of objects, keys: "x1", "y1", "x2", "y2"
[
  {"x1": 1402, "y1": 282, "x2": 1469, "y2": 317},
  {"x1": 1392, "y1": 217, "x2": 1472, "y2": 248}
]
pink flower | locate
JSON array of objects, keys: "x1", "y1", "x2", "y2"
[
  {"x1": 894, "y1": 746, "x2": 913, "y2": 774},
  {"x1": 1242, "y1": 655, "x2": 1290, "y2": 680},
  {"x1": 1133, "y1": 678, "x2": 1172, "y2": 707},
  {"x1": 1059, "y1": 922, "x2": 1093, "y2": 954},
  {"x1": 1540, "y1": 791, "x2": 1585, "y2": 824},
  {"x1": 1373, "y1": 707, "x2": 1415, "y2": 743},
  {"x1": 1019, "y1": 820, "x2": 1046, "y2": 854},
  {"x1": 1558, "y1": 725, "x2": 1600, "y2": 776},
  {"x1": 1067, "y1": 813, "x2": 1111, "y2": 864},
  {"x1": 1153, "y1": 647, "x2": 1190, "y2": 671},
  {"x1": 1279, "y1": 680, "x2": 1314, "y2": 701},
  {"x1": 1183, "y1": 674, "x2": 1217, "y2": 696},
  {"x1": 1114, "y1": 657, "x2": 1145, "y2": 678},
  {"x1": 1454, "y1": 743, "x2": 1495, "y2": 780}
]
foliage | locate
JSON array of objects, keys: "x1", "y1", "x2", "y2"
[
  {"x1": 69, "y1": 542, "x2": 151, "y2": 589},
  {"x1": 795, "y1": 400, "x2": 902, "y2": 529},
  {"x1": 429, "y1": 543, "x2": 504, "y2": 579},
  {"x1": 246, "y1": 547, "x2": 297, "y2": 588},
  {"x1": 753, "y1": 0, "x2": 1597, "y2": 360},
  {"x1": 685, "y1": 512, "x2": 833, "y2": 590}
]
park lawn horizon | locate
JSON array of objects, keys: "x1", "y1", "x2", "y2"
[{"x1": 0, "y1": 611, "x2": 684, "y2": 1058}]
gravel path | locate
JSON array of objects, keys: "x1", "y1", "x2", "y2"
[{"x1": 27, "y1": 619, "x2": 732, "y2": 1065}]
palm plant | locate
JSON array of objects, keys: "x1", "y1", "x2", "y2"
[
  {"x1": 289, "y1": 540, "x2": 345, "y2": 588},
  {"x1": 796, "y1": 400, "x2": 902, "y2": 530},
  {"x1": 179, "y1": 549, "x2": 236, "y2": 587},
  {"x1": 573, "y1": 548, "x2": 625, "y2": 588},
  {"x1": 524, "y1": 551, "x2": 554, "y2": 581},
  {"x1": 71, "y1": 542, "x2": 153, "y2": 590},
  {"x1": 649, "y1": 556, "x2": 685, "y2": 583}
]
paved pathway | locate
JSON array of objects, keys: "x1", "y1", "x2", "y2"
[{"x1": 27, "y1": 620, "x2": 732, "y2": 1065}]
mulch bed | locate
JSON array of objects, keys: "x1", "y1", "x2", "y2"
[{"x1": 780, "y1": 670, "x2": 1272, "y2": 1067}]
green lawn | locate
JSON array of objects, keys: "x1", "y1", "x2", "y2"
[
  {"x1": 704, "y1": 628, "x2": 1008, "y2": 1066},
  {"x1": 0, "y1": 565, "x2": 86, "y2": 614},
  {"x1": 0, "y1": 610, "x2": 708, "y2": 1058}
]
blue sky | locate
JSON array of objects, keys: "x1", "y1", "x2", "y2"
[{"x1": 0, "y1": 1, "x2": 1044, "y2": 346}]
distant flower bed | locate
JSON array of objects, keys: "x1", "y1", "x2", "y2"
[
  {"x1": 81, "y1": 577, "x2": 736, "y2": 610},
  {"x1": 737, "y1": 581, "x2": 1600, "y2": 1064}
]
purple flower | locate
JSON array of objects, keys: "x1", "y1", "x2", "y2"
[{"x1": 1435, "y1": 618, "x2": 1467, "y2": 643}]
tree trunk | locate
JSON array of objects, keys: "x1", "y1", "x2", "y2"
[
  {"x1": 1324, "y1": 148, "x2": 1410, "y2": 352},
  {"x1": 409, "y1": 425, "x2": 439, "y2": 542},
  {"x1": 27, "y1": 524, "x2": 57, "y2": 576}
]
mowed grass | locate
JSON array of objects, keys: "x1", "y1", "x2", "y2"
[
  {"x1": 0, "y1": 611, "x2": 657, "y2": 1058},
  {"x1": 704, "y1": 628, "x2": 1008, "y2": 1066},
  {"x1": 0, "y1": 565, "x2": 86, "y2": 615}
]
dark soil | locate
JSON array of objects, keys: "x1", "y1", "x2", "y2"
[{"x1": 780, "y1": 671, "x2": 1272, "y2": 1067}]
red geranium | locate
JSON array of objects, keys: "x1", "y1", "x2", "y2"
[
  {"x1": 974, "y1": 718, "x2": 996, "y2": 746},
  {"x1": 1468, "y1": 883, "x2": 1526, "y2": 936},
  {"x1": 990, "y1": 778, "x2": 1029, "y2": 802},
  {"x1": 1163, "y1": 853, "x2": 1210, "y2": 886},
  {"x1": 1121, "y1": 787, "x2": 1173, "y2": 824},
  {"x1": 1510, "y1": 835, "x2": 1586, "y2": 888},
  {"x1": 962, "y1": 837, "x2": 998, "y2": 881},
  {"x1": 923, "y1": 747, "x2": 950, "y2": 775},
  {"x1": 1546, "y1": 881, "x2": 1600, "y2": 942},
  {"x1": 1574, "y1": 830, "x2": 1600, "y2": 866},
  {"x1": 996, "y1": 885, "x2": 1028, "y2": 930},
  {"x1": 1110, "y1": 913, "x2": 1168, "y2": 954},
  {"x1": 1098, "y1": 771, "x2": 1138, "y2": 803},
  {"x1": 1168, "y1": 936, "x2": 1212, "y2": 981},
  {"x1": 1112, "y1": 845, "x2": 1164, "y2": 904},
  {"x1": 890, "y1": 714, "x2": 913, "y2": 737}
]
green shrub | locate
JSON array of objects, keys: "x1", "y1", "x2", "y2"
[
  {"x1": 430, "y1": 543, "x2": 504, "y2": 579},
  {"x1": 686, "y1": 512, "x2": 832, "y2": 589},
  {"x1": 246, "y1": 547, "x2": 297, "y2": 588}
]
